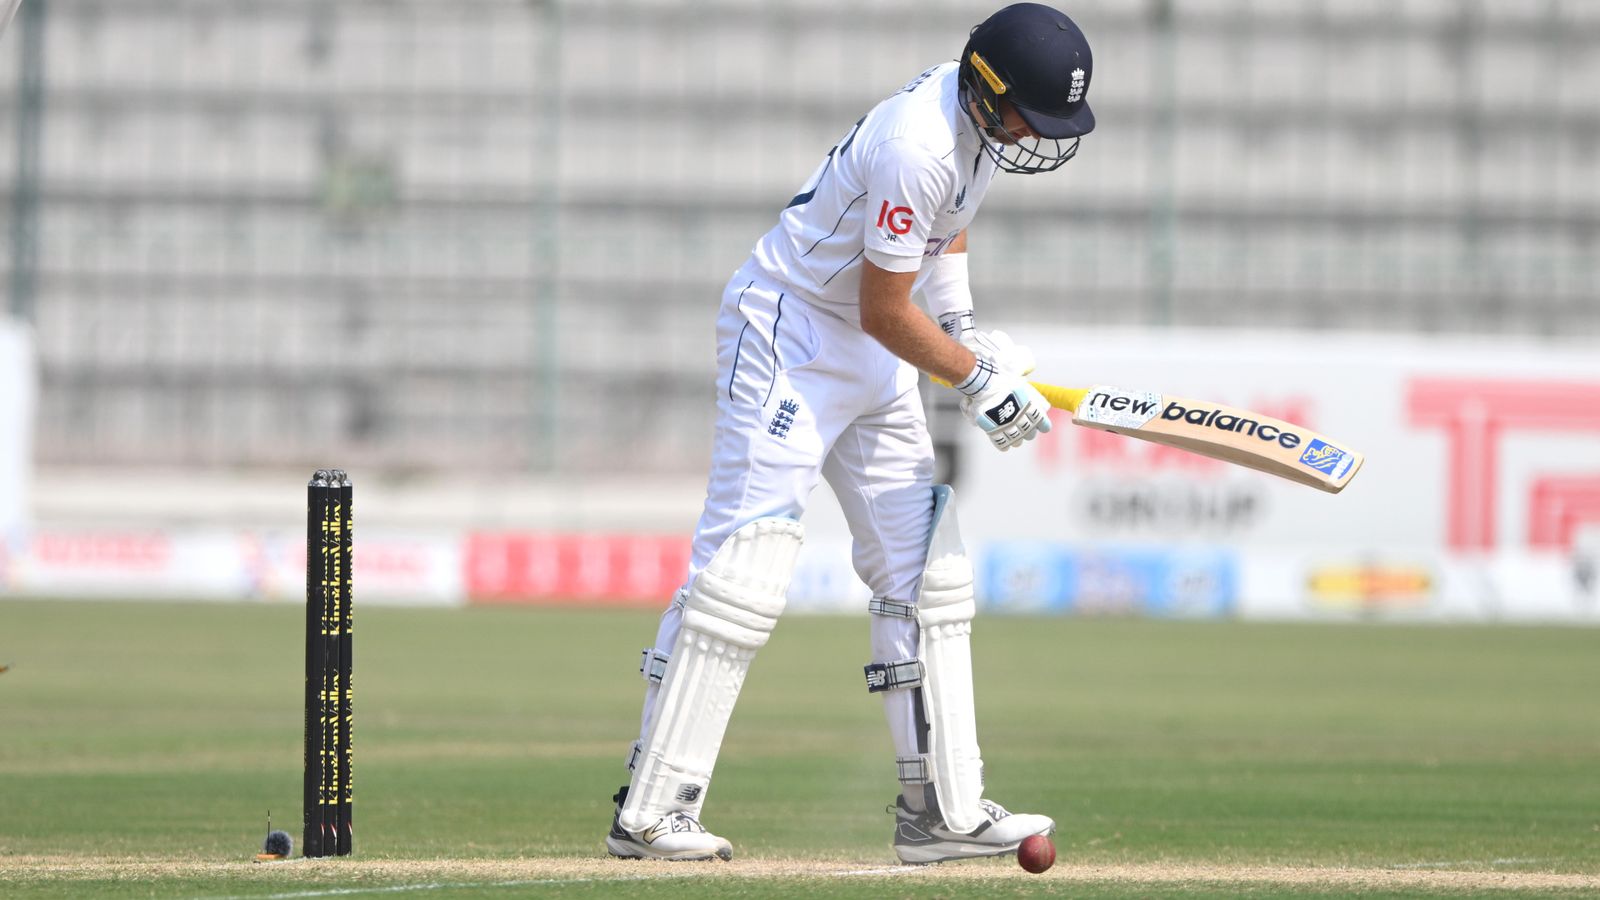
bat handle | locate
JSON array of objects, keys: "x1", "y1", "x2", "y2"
[
  {"x1": 928, "y1": 374, "x2": 1085, "y2": 414},
  {"x1": 1030, "y1": 382, "x2": 1086, "y2": 414}
]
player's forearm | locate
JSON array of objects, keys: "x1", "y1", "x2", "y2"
[
  {"x1": 859, "y1": 259, "x2": 976, "y2": 384},
  {"x1": 921, "y1": 232, "x2": 973, "y2": 342},
  {"x1": 866, "y1": 302, "x2": 976, "y2": 384}
]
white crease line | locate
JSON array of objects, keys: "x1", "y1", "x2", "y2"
[
  {"x1": 199, "y1": 872, "x2": 698, "y2": 900},
  {"x1": 201, "y1": 863, "x2": 923, "y2": 899}
]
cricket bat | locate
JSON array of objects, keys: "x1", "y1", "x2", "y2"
[{"x1": 1029, "y1": 381, "x2": 1363, "y2": 493}]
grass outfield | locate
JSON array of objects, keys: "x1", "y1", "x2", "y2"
[{"x1": 1, "y1": 599, "x2": 1596, "y2": 898}]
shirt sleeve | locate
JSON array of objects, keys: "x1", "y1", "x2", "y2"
[{"x1": 860, "y1": 136, "x2": 954, "y2": 274}]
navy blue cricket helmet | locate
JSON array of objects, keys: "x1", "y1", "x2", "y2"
[{"x1": 960, "y1": 3, "x2": 1095, "y2": 173}]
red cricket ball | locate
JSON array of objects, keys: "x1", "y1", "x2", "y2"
[{"x1": 1016, "y1": 833, "x2": 1056, "y2": 874}]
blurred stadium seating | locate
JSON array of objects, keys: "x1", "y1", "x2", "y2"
[{"x1": 2, "y1": 0, "x2": 1597, "y2": 476}]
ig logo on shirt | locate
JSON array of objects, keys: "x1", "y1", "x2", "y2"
[{"x1": 876, "y1": 200, "x2": 914, "y2": 235}]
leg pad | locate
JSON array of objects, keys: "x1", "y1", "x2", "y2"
[
  {"x1": 915, "y1": 486, "x2": 985, "y2": 833},
  {"x1": 618, "y1": 517, "x2": 803, "y2": 832}
]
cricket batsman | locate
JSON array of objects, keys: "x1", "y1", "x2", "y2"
[{"x1": 607, "y1": 3, "x2": 1095, "y2": 864}]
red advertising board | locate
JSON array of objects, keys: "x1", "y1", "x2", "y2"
[{"x1": 465, "y1": 532, "x2": 690, "y2": 606}]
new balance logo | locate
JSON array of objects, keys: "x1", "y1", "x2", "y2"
[
  {"x1": 979, "y1": 799, "x2": 1012, "y2": 821},
  {"x1": 986, "y1": 398, "x2": 1019, "y2": 426},
  {"x1": 1087, "y1": 391, "x2": 1159, "y2": 417},
  {"x1": 638, "y1": 811, "x2": 705, "y2": 844},
  {"x1": 675, "y1": 784, "x2": 703, "y2": 804}
]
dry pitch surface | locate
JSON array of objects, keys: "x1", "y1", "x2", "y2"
[{"x1": 7, "y1": 856, "x2": 1600, "y2": 896}]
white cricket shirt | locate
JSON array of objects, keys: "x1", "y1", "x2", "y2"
[{"x1": 749, "y1": 62, "x2": 999, "y2": 325}]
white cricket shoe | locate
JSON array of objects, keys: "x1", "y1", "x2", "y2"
[
  {"x1": 890, "y1": 794, "x2": 1055, "y2": 864},
  {"x1": 605, "y1": 786, "x2": 733, "y2": 861}
]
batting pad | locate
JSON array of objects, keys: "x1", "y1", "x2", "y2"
[
  {"x1": 917, "y1": 485, "x2": 986, "y2": 834},
  {"x1": 619, "y1": 517, "x2": 803, "y2": 831}
]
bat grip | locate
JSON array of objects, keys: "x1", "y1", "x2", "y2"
[
  {"x1": 1030, "y1": 383, "x2": 1086, "y2": 414},
  {"x1": 928, "y1": 374, "x2": 1085, "y2": 414}
]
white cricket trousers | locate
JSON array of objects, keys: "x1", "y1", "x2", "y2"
[{"x1": 635, "y1": 262, "x2": 933, "y2": 763}]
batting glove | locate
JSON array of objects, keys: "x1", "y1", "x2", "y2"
[
  {"x1": 937, "y1": 312, "x2": 1037, "y2": 376},
  {"x1": 965, "y1": 328, "x2": 1036, "y2": 376},
  {"x1": 953, "y1": 358, "x2": 1052, "y2": 452}
]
